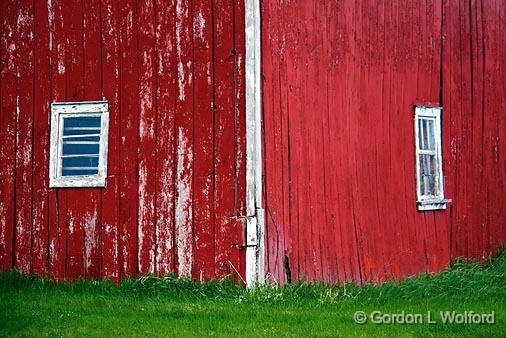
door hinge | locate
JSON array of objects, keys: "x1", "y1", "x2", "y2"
[{"x1": 240, "y1": 208, "x2": 263, "y2": 249}]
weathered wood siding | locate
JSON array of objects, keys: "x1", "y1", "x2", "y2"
[
  {"x1": 262, "y1": 0, "x2": 506, "y2": 283},
  {"x1": 0, "y1": 0, "x2": 247, "y2": 281},
  {"x1": 1, "y1": 0, "x2": 505, "y2": 286}
]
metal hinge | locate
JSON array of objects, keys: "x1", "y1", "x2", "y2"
[{"x1": 240, "y1": 208, "x2": 263, "y2": 249}]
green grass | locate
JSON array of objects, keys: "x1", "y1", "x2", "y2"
[{"x1": 1, "y1": 251, "x2": 505, "y2": 337}]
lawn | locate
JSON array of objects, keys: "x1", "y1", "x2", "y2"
[{"x1": 1, "y1": 252, "x2": 505, "y2": 337}]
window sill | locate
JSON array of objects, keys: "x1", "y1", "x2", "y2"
[
  {"x1": 417, "y1": 198, "x2": 451, "y2": 211},
  {"x1": 50, "y1": 176, "x2": 106, "y2": 188}
]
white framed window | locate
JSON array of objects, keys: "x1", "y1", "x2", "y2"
[
  {"x1": 414, "y1": 106, "x2": 447, "y2": 211},
  {"x1": 49, "y1": 101, "x2": 109, "y2": 188}
]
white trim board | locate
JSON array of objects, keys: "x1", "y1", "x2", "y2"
[{"x1": 245, "y1": 0, "x2": 264, "y2": 287}]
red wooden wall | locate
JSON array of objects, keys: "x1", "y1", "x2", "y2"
[
  {"x1": 262, "y1": 0, "x2": 506, "y2": 284},
  {"x1": 0, "y1": 0, "x2": 247, "y2": 281},
  {"x1": 1, "y1": 0, "x2": 505, "y2": 286}
]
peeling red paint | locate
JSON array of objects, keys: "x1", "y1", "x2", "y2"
[
  {"x1": 0, "y1": 0, "x2": 247, "y2": 282},
  {"x1": 1, "y1": 0, "x2": 504, "y2": 286}
]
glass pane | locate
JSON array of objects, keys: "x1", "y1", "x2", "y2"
[
  {"x1": 63, "y1": 116, "x2": 101, "y2": 136},
  {"x1": 419, "y1": 153, "x2": 437, "y2": 196},
  {"x1": 64, "y1": 115, "x2": 101, "y2": 128},
  {"x1": 61, "y1": 116, "x2": 101, "y2": 177},
  {"x1": 418, "y1": 118, "x2": 435, "y2": 151},
  {"x1": 62, "y1": 156, "x2": 99, "y2": 176},
  {"x1": 418, "y1": 119, "x2": 425, "y2": 149},
  {"x1": 419, "y1": 155, "x2": 426, "y2": 195},
  {"x1": 62, "y1": 169, "x2": 99, "y2": 176},
  {"x1": 426, "y1": 119, "x2": 435, "y2": 150},
  {"x1": 62, "y1": 156, "x2": 99, "y2": 168},
  {"x1": 62, "y1": 143, "x2": 100, "y2": 155}
]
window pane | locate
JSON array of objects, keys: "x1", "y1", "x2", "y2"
[
  {"x1": 62, "y1": 156, "x2": 99, "y2": 168},
  {"x1": 62, "y1": 143, "x2": 100, "y2": 155},
  {"x1": 63, "y1": 116, "x2": 101, "y2": 136},
  {"x1": 61, "y1": 116, "x2": 101, "y2": 177},
  {"x1": 419, "y1": 153, "x2": 437, "y2": 196},
  {"x1": 418, "y1": 119, "x2": 425, "y2": 149},
  {"x1": 426, "y1": 119, "x2": 435, "y2": 150},
  {"x1": 62, "y1": 156, "x2": 99, "y2": 176},
  {"x1": 418, "y1": 118, "x2": 435, "y2": 151},
  {"x1": 62, "y1": 169, "x2": 99, "y2": 176},
  {"x1": 63, "y1": 115, "x2": 101, "y2": 128}
]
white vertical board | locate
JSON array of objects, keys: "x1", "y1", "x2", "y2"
[{"x1": 245, "y1": 0, "x2": 264, "y2": 287}]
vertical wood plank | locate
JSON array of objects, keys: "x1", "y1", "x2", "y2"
[
  {"x1": 174, "y1": 0, "x2": 194, "y2": 278},
  {"x1": 212, "y1": 0, "x2": 237, "y2": 278},
  {"x1": 63, "y1": 0, "x2": 88, "y2": 280},
  {"x1": 31, "y1": 0, "x2": 51, "y2": 275},
  {"x1": 306, "y1": 1, "x2": 326, "y2": 281},
  {"x1": 233, "y1": 0, "x2": 247, "y2": 219},
  {"x1": 322, "y1": 0, "x2": 344, "y2": 282},
  {"x1": 192, "y1": 0, "x2": 215, "y2": 280},
  {"x1": 137, "y1": 0, "x2": 157, "y2": 275},
  {"x1": 483, "y1": 0, "x2": 506, "y2": 258},
  {"x1": 48, "y1": 0, "x2": 67, "y2": 280},
  {"x1": 119, "y1": 0, "x2": 139, "y2": 277},
  {"x1": 0, "y1": 0, "x2": 17, "y2": 271},
  {"x1": 154, "y1": 0, "x2": 176, "y2": 275},
  {"x1": 101, "y1": 0, "x2": 121, "y2": 281},
  {"x1": 82, "y1": 0, "x2": 103, "y2": 279},
  {"x1": 14, "y1": 0, "x2": 35, "y2": 274},
  {"x1": 231, "y1": 0, "x2": 247, "y2": 282}
]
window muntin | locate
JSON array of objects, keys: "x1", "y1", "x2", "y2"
[
  {"x1": 50, "y1": 101, "x2": 109, "y2": 188},
  {"x1": 414, "y1": 106, "x2": 446, "y2": 210}
]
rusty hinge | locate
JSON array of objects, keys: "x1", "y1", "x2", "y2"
[{"x1": 239, "y1": 208, "x2": 263, "y2": 249}]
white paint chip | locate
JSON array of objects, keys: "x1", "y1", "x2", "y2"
[
  {"x1": 195, "y1": 10, "x2": 206, "y2": 40},
  {"x1": 175, "y1": 127, "x2": 193, "y2": 277}
]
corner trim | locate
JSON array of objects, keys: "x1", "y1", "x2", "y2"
[{"x1": 245, "y1": 0, "x2": 264, "y2": 287}]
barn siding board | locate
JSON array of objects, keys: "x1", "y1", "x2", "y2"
[
  {"x1": 101, "y1": 0, "x2": 121, "y2": 281},
  {"x1": 48, "y1": 0, "x2": 66, "y2": 280},
  {"x1": 0, "y1": 0, "x2": 17, "y2": 271},
  {"x1": 118, "y1": 0, "x2": 139, "y2": 278},
  {"x1": 174, "y1": 0, "x2": 194, "y2": 278},
  {"x1": 31, "y1": 0, "x2": 51, "y2": 276},
  {"x1": 63, "y1": 0, "x2": 89, "y2": 280},
  {"x1": 262, "y1": 0, "x2": 505, "y2": 284},
  {"x1": 0, "y1": 2, "x2": 17, "y2": 269},
  {"x1": 82, "y1": 0, "x2": 103, "y2": 279},
  {"x1": 192, "y1": 0, "x2": 215, "y2": 280},
  {"x1": 14, "y1": 0, "x2": 34, "y2": 274},
  {"x1": 0, "y1": 0, "x2": 246, "y2": 282},
  {"x1": 154, "y1": 0, "x2": 176, "y2": 276},
  {"x1": 137, "y1": 0, "x2": 157, "y2": 275}
]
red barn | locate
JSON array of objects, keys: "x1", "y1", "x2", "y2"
[{"x1": 0, "y1": 0, "x2": 505, "y2": 286}]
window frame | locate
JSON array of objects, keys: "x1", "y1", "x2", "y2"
[
  {"x1": 49, "y1": 101, "x2": 109, "y2": 188},
  {"x1": 414, "y1": 106, "x2": 447, "y2": 211}
]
